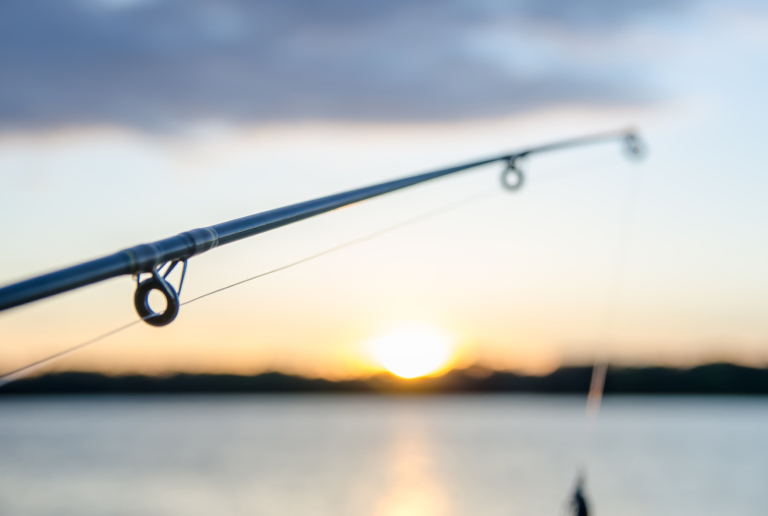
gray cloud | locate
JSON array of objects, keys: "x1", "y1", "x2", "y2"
[{"x1": 0, "y1": 0, "x2": 682, "y2": 129}]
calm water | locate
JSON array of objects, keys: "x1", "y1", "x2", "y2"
[{"x1": 0, "y1": 395, "x2": 765, "y2": 515}]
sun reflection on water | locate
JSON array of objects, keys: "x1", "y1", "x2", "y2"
[{"x1": 375, "y1": 422, "x2": 451, "y2": 516}]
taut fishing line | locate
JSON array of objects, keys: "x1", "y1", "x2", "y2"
[
  {"x1": 0, "y1": 188, "x2": 500, "y2": 387},
  {"x1": 568, "y1": 160, "x2": 643, "y2": 516},
  {"x1": 0, "y1": 142, "x2": 639, "y2": 388}
]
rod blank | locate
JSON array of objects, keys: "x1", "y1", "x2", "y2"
[{"x1": 0, "y1": 130, "x2": 642, "y2": 323}]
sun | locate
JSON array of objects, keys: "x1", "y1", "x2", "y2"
[{"x1": 367, "y1": 324, "x2": 454, "y2": 379}]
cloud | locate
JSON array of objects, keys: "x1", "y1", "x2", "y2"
[{"x1": 0, "y1": 0, "x2": 685, "y2": 129}]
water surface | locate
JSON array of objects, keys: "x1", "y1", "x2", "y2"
[{"x1": 0, "y1": 395, "x2": 765, "y2": 515}]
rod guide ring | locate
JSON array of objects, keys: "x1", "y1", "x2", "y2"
[
  {"x1": 134, "y1": 261, "x2": 185, "y2": 326},
  {"x1": 623, "y1": 133, "x2": 646, "y2": 160},
  {"x1": 501, "y1": 158, "x2": 524, "y2": 191}
]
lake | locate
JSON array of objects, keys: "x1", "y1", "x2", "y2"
[{"x1": 0, "y1": 395, "x2": 765, "y2": 515}]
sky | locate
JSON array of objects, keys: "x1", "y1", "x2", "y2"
[{"x1": 1, "y1": 0, "x2": 768, "y2": 378}]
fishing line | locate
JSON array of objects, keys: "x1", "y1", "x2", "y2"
[
  {"x1": 182, "y1": 188, "x2": 498, "y2": 305},
  {"x1": 0, "y1": 320, "x2": 142, "y2": 388},
  {"x1": 0, "y1": 188, "x2": 500, "y2": 387},
  {"x1": 0, "y1": 130, "x2": 640, "y2": 321},
  {"x1": 568, "y1": 161, "x2": 643, "y2": 515}
]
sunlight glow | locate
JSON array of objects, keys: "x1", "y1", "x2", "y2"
[{"x1": 368, "y1": 324, "x2": 454, "y2": 379}]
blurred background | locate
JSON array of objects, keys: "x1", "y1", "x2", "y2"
[{"x1": 1, "y1": 0, "x2": 768, "y2": 514}]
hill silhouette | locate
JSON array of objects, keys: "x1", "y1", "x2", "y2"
[{"x1": 2, "y1": 363, "x2": 768, "y2": 395}]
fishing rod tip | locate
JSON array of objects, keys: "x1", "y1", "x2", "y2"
[{"x1": 622, "y1": 131, "x2": 647, "y2": 161}]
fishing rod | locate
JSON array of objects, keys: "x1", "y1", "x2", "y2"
[{"x1": 0, "y1": 130, "x2": 643, "y2": 327}]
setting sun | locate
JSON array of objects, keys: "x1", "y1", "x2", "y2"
[{"x1": 367, "y1": 324, "x2": 454, "y2": 379}]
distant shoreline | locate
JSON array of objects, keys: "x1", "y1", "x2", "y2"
[{"x1": 2, "y1": 363, "x2": 768, "y2": 395}]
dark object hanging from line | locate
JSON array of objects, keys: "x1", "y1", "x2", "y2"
[
  {"x1": 0, "y1": 130, "x2": 644, "y2": 326},
  {"x1": 569, "y1": 474, "x2": 590, "y2": 516}
]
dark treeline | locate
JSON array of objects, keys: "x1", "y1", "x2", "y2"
[{"x1": 3, "y1": 363, "x2": 768, "y2": 395}]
